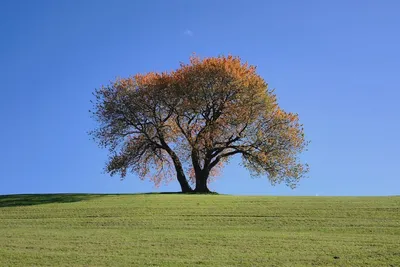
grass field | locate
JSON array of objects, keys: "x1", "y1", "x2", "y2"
[{"x1": 0, "y1": 194, "x2": 399, "y2": 266}]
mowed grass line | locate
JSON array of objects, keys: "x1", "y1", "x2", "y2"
[{"x1": 0, "y1": 194, "x2": 399, "y2": 266}]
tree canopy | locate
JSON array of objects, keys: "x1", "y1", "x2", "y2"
[{"x1": 90, "y1": 55, "x2": 308, "y2": 193}]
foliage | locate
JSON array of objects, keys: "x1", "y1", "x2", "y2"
[{"x1": 90, "y1": 55, "x2": 309, "y2": 192}]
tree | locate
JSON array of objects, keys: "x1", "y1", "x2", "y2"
[{"x1": 90, "y1": 55, "x2": 308, "y2": 193}]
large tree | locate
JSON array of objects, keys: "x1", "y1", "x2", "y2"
[{"x1": 90, "y1": 55, "x2": 308, "y2": 193}]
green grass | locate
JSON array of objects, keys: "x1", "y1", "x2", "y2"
[{"x1": 0, "y1": 194, "x2": 399, "y2": 266}]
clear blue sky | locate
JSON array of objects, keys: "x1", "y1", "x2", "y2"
[{"x1": 1, "y1": 0, "x2": 399, "y2": 196}]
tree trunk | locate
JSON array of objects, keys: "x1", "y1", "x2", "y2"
[
  {"x1": 194, "y1": 171, "x2": 210, "y2": 193},
  {"x1": 165, "y1": 147, "x2": 192, "y2": 193},
  {"x1": 190, "y1": 150, "x2": 210, "y2": 193},
  {"x1": 176, "y1": 166, "x2": 193, "y2": 193}
]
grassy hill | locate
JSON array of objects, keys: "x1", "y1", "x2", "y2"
[{"x1": 0, "y1": 194, "x2": 399, "y2": 266}]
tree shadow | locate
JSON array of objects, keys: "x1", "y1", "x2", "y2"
[
  {"x1": 141, "y1": 191, "x2": 219, "y2": 195},
  {"x1": 142, "y1": 192, "x2": 188, "y2": 195},
  {"x1": 0, "y1": 192, "x2": 221, "y2": 208},
  {"x1": 0, "y1": 194, "x2": 103, "y2": 208}
]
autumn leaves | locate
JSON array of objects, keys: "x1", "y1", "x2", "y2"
[{"x1": 90, "y1": 55, "x2": 308, "y2": 192}]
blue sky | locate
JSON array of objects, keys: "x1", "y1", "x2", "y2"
[{"x1": 1, "y1": 0, "x2": 399, "y2": 196}]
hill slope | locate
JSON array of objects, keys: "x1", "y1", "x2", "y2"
[{"x1": 0, "y1": 194, "x2": 399, "y2": 266}]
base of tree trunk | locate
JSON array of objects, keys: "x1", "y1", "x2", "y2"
[
  {"x1": 181, "y1": 188, "x2": 194, "y2": 193},
  {"x1": 193, "y1": 189, "x2": 211, "y2": 193},
  {"x1": 193, "y1": 176, "x2": 210, "y2": 193},
  {"x1": 179, "y1": 190, "x2": 218, "y2": 194},
  {"x1": 192, "y1": 187, "x2": 215, "y2": 194}
]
